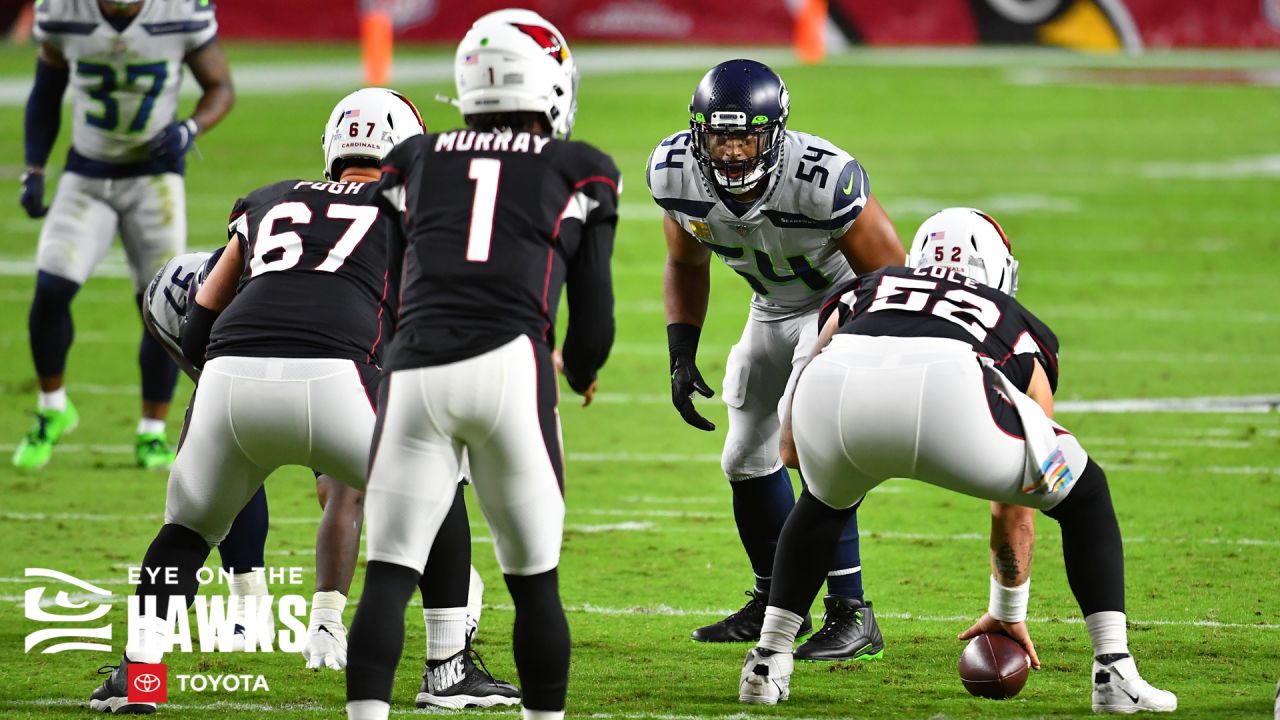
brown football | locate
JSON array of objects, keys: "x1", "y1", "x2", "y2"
[{"x1": 958, "y1": 632, "x2": 1031, "y2": 699}]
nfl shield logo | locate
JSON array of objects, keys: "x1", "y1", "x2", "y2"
[{"x1": 732, "y1": 224, "x2": 751, "y2": 237}]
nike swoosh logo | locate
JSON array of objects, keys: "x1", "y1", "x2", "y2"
[
  {"x1": 1122, "y1": 689, "x2": 1140, "y2": 704},
  {"x1": 842, "y1": 172, "x2": 855, "y2": 196}
]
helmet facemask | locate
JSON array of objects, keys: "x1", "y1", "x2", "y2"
[{"x1": 691, "y1": 111, "x2": 785, "y2": 195}]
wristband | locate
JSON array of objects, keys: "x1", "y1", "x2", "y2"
[
  {"x1": 988, "y1": 575, "x2": 1030, "y2": 623},
  {"x1": 667, "y1": 322, "x2": 701, "y2": 368}
]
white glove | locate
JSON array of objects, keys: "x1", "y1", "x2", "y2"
[{"x1": 302, "y1": 609, "x2": 348, "y2": 671}]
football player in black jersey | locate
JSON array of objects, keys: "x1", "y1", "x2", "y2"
[
  {"x1": 88, "y1": 88, "x2": 516, "y2": 713},
  {"x1": 735, "y1": 208, "x2": 1176, "y2": 713},
  {"x1": 345, "y1": 10, "x2": 619, "y2": 720}
]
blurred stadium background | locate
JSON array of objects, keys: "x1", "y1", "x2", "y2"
[{"x1": 1, "y1": 1, "x2": 1278, "y2": 718}]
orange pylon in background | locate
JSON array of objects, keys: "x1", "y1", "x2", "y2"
[
  {"x1": 362, "y1": 10, "x2": 393, "y2": 85},
  {"x1": 794, "y1": 0, "x2": 827, "y2": 64}
]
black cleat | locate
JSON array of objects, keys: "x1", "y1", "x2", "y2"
[
  {"x1": 88, "y1": 657, "x2": 156, "y2": 714},
  {"x1": 794, "y1": 595, "x2": 885, "y2": 661},
  {"x1": 692, "y1": 591, "x2": 812, "y2": 643},
  {"x1": 415, "y1": 645, "x2": 521, "y2": 709}
]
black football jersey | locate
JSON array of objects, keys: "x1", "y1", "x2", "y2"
[
  {"x1": 206, "y1": 179, "x2": 396, "y2": 364},
  {"x1": 377, "y1": 129, "x2": 620, "y2": 391},
  {"x1": 819, "y1": 265, "x2": 1060, "y2": 393}
]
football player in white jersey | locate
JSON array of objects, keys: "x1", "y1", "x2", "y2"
[
  {"x1": 15, "y1": 0, "x2": 234, "y2": 470},
  {"x1": 647, "y1": 59, "x2": 904, "y2": 659}
]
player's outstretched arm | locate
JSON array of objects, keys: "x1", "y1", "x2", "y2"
[
  {"x1": 184, "y1": 39, "x2": 235, "y2": 139},
  {"x1": 958, "y1": 500, "x2": 1041, "y2": 670},
  {"x1": 20, "y1": 43, "x2": 69, "y2": 219},
  {"x1": 562, "y1": 216, "x2": 617, "y2": 407},
  {"x1": 663, "y1": 215, "x2": 716, "y2": 431},
  {"x1": 834, "y1": 194, "x2": 906, "y2": 274}
]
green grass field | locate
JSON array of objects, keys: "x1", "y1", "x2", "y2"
[{"x1": 1, "y1": 42, "x2": 1278, "y2": 719}]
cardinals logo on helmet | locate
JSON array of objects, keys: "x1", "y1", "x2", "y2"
[{"x1": 511, "y1": 23, "x2": 569, "y2": 64}]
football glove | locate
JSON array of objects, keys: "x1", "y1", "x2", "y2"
[
  {"x1": 302, "y1": 611, "x2": 348, "y2": 671},
  {"x1": 671, "y1": 354, "x2": 715, "y2": 431},
  {"x1": 148, "y1": 118, "x2": 199, "y2": 164},
  {"x1": 19, "y1": 171, "x2": 47, "y2": 218}
]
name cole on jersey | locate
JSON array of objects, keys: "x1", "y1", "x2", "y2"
[
  {"x1": 821, "y1": 265, "x2": 1060, "y2": 393},
  {"x1": 34, "y1": 0, "x2": 218, "y2": 167},
  {"x1": 646, "y1": 128, "x2": 870, "y2": 320},
  {"x1": 206, "y1": 179, "x2": 396, "y2": 365}
]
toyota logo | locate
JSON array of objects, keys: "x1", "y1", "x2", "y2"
[{"x1": 133, "y1": 673, "x2": 161, "y2": 693}]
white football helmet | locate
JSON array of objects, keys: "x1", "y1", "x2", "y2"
[
  {"x1": 908, "y1": 207, "x2": 1019, "y2": 296},
  {"x1": 322, "y1": 88, "x2": 425, "y2": 180},
  {"x1": 454, "y1": 9, "x2": 578, "y2": 139}
]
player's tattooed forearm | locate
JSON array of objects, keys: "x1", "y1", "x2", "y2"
[{"x1": 994, "y1": 541, "x2": 1020, "y2": 585}]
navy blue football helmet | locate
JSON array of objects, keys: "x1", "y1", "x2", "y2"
[{"x1": 689, "y1": 59, "x2": 790, "y2": 193}]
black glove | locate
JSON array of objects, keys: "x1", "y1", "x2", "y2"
[
  {"x1": 20, "y1": 171, "x2": 47, "y2": 218},
  {"x1": 149, "y1": 118, "x2": 199, "y2": 163},
  {"x1": 668, "y1": 322, "x2": 715, "y2": 431}
]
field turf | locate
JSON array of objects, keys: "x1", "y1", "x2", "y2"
[{"x1": 0, "y1": 43, "x2": 1277, "y2": 719}]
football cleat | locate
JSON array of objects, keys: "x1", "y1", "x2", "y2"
[
  {"x1": 12, "y1": 400, "x2": 78, "y2": 469},
  {"x1": 1091, "y1": 655, "x2": 1177, "y2": 713},
  {"x1": 88, "y1": 657, "x2": 156, "y2": 714},
  {"x1": 794, "y1": 595, "x2": 885, "y2": 661},
  {"x1": 416, "y1": 645, "x2": 521, "y2": 709},
  {"x1": 302, "y1": 621, "x2": 348, "y2": 670},
  {"x1": 135, "y1": 432, "x2": 176, "y2": 470},
  {"x1": 692, "y1": 590, "x2": 812, "y2": 643},
  {"x1": 738, "y1": 647, "x2": 792, "y2": 705}
]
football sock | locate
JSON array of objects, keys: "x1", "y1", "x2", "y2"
[
  {"x1": 134, "y1": 523, "x2": 212, "y2": 625},
  {"x1": 28, "y1": 271, "x2": 79, "y2": 378},
  {"x1": 730, "y1": 467, "x2": 796, "y2": 595},
  {"x1": 505, "y1": 569, "x2": 570, "y2": 712},
  {"x1": 347, "y1": 561, "x2": 420, "y2": 703},
  {"x1": 767, "y1": 489, "x2": 855, "y2": 618},
  {"x1": 1085, "y1": 611, "x2": 1131, "y2": 658},
  {"x1": 136, "y1": 418, "x2": 165, "y2": 435},
  {"x1": 466, "y1": 564, "x2": 484, "y2": 636},
  {"x1": 825, "y1": 507, "x2": 865, "y2": 600},
  {"x1": 1043, "y1": 458, "x2": 1125, "y2": 617},
  {"x1": 759, "y1": 606, "x2": 805, "y2": 653},
  {"x1": 218, "y1": 486, "x2": 269, "y2": 574},
  {"x1": 229, "y1": 568, "x2": 267, "y2": 599},
  {"x1": 137, "y1": 294, "x2": 180, "y2": 404},
  {"x1": 522, "y1": 710, "x2": 565, "y2": 720},
  {"x1": 345, "y1": 699, "x2": 390, "y2": 720},
  {"x1": 425, "y1": 607, "x2": 467, "y2": 660},
  {"x1": 38, "y1": 387, "x2": 67, "y2": 412},
  {"x1": 420, "y1": 483, "x2": 471, "y2": 609},
  {"x1": 125, "y1": 613, "x2": 169, "y2": 665}
]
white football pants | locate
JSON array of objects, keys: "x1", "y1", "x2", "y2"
[
  {"x1": 364, "y1": 335, "x2": 565, "y2": 577},
  {"x1": 37, "y1": 171, "x2": 186, "y2": 292},
  {"x1": 792, "y1": 335, "x2": 1088, "y2": 511},
  {"x1": 165, "y1": 356, "x2": 377, "y2": 545}
]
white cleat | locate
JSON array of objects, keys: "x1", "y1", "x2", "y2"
[
  {"x1": 302, "y1": 621, "x2": 348, "y2": 670},
  {"x1": 1092, "y1": 656, "x2": 1177, "y2": 713},
  {"x1": 738, "y1": 647, "x2": 792, "y2": 705}
]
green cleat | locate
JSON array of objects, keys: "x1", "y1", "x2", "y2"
[
  {"x1": 135, "y1": 432, "x2": 177, "y2": 470},
  {"x1": 12, "y1": 400, "x2": 79, "y2": 470}
]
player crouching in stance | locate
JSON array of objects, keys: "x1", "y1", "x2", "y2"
[
  {"x1": 345, "y1": 10, "x2": 618, "y2": 720},
  {"x1": 88, "y1": 88, "x2": 515, "y2": 714},
  {"x1": 140, "y1": 249, "x2": 510, "y2": 708},
  {"x1": 737, "y1": 208, "x2": 1177, "y2": 713}
]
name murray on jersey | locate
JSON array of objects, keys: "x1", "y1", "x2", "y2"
[{"x1": 433, "y1": 130, "x2": 554, "y2": 155}]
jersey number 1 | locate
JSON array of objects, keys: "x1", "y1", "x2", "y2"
[{"x1": 465, "y1": 158, "x2": 501, "y2": 262}]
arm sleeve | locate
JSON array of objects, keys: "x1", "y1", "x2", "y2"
[
  {"x1": 181, "y1": 301, "x2": 219, "y2": 371},
  {"x1": 375, "y1": 143, "x2": 414, "y2": 346},
  {"x1": 561, "y1": 160, "x2": 620, "y2": 393},
  {"x1": 24, "y1": 58, "x2": 69, "y2": 168}
]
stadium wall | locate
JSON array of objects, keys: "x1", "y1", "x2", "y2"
[{"x1": 214, "y1": 0, "x2": 1280, "y2": 49}]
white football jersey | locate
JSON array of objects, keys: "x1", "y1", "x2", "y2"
[
  {"x1": 647, "y1": 129, "x2": 870, "y2": 320},
  {"x1": 34, "y1": 0, "x2": 218, "y2": 164},
  {"x1": 143, "y1": 250, "x2": 214, "y2": 357}
]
